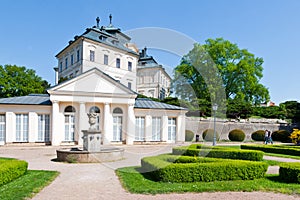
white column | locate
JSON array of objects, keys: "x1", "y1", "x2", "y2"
[
  {"x1": 145, "y1": 115, "x2": 152, "y2": 142},
  {"x1": 5, "y1": 112, "x2": 14, "y2": 143},
  {"x1": 28, "y1": 112, "x2": 38, "y2": 143},
  {"x1": 78, "y1": 102, "x2": 86, "y2": 145},
  {"x1": 103, "y1": 102, "x2": 112, "y2": 145},
  {"x1": 51, "y1": 101, "x2": 60, "y2": 146},
  {"x1": 161, "y1": 115, "x2": 168, "y2": 142},
  {"x1": 126, "y1": 104, "x2": 135, "y2": 145},
  {"x1": 176, "y1": 114, "x2": 185, "y2": 143}
]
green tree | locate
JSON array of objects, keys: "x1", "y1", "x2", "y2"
[
  {"x1": 0, "y1": 64, "x2": 50, "y2": 98},
  {"x1": 280, "y1": 101, "x2": 300, "y2": 122},
  {"x1": 173, "y1": 38, "x2": 270, "y2": 105}
]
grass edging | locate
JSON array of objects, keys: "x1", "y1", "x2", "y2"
[
  {"x1": 116, "y1": 166, "x2": 300, "y2": 195},
  {"x1": 0, "y1": 170, "x2": 59, "y2": 200}
]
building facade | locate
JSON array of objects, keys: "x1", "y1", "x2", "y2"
[
  {"x1": 137, "y1": 47, "x2": 171, "y2": 99},
  {"x1": 0, "y1": 16, "x2": 186, "y2": 146}
]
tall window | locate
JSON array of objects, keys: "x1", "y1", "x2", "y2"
[
  {"x1": 65, "y1": 58, "x2": 68, "y2": 69},
  {"x1": 59, "y1": 61, "x2": 62, "y2": 72},
  {"x1": 152, "y1": 117, "x2": 161, "y2": 141},
  {"x1": 76, "y1": 50, "x2": 80, "y2": 62},
  {"x1": 135, "y1": 117, "x2": 145, "y2": 141},
  {"x1": 128, "y1": 61, "x2": 132, "y2": 71},
  {"x1": 90, "y1": 50, "x2": 95, "y2": 62},
  {"x1": 16, "y1": 114, "x2": 28, "y2": 142},
  {"x1": 89, "y1": 106, "x2": 100, "y2": 130},
  {"x1": 128, "y1": 82, "x2": 132, "y2": 90},
  {"x1": 0, "y1": 114, "x2": 5, "y2": 142},
  {"x1": 168, "y1": 118, "x2": 176, "y2": 141},
  {"x1": 38, "y1": 114, "x2": 50, "y2": 142},
  {"x1": 116, "y1": 58, "x2": 120, "y2": 68},
  {"x1": 64, "y1": 106, "x2": 75, "y2": 141},
  {"x1": 71, "y1": 54, "x2": 74, "y2": 65},
  {"x1": 104, "y1": 54, "x2": 108, "y2": 65},
  {"x1": 113, "y1": 108, "x2": 123, "y2": 141}
]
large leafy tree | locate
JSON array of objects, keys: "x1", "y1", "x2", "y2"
[
  {"x1": 280, "y1": 101, "x2": 300, "y2": 122},
  {"x1": 173, "y1": 38, "x2": 270, "y2": 105},
  {"x1": 0, "y1": 64, "x2": 50, "y2": 98}
]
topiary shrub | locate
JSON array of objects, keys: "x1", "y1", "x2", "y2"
[
  {"x1": 279, "y1": 162, "x2": 300, "y2": 183},
  {"x1": 228, "y1": 129, "x2": 246, "y2": 141},
  {"x1": 185, "y1": 130, "x2": 194, "y2": 142},
  {"x1": 0, "y1": 159, "x2": 28, "y2": 186},
  {"x1": 251, "y1": 130, "x2": 265, "y2": 141},
  {"x1": 141, "y1": 154, "x2": 268, "y2": 183},
  {"x1": 272, "y1": 130, "x2": 291, "y2": 143},
  {"x1": 202, "y1": 129, "x2": 219, "y2": 141}
]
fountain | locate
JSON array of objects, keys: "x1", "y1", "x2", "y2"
[{"x1": 56, "y1": 111, "x2": 124, "y2": 163}]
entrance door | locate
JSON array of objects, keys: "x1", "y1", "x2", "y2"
[
  {"x1": 113, "y1": 116, "x2": 122, "y2": 141},
  {"x1": 65, "y1": 114, "x2": 75, "y2": 141},
  {"x1": 16, "y1": 114, "x2": 28, "y2": 142}
]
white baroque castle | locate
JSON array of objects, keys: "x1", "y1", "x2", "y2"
[{"x1": 0, "y1": 16, "x2": 186, "y2": 146}]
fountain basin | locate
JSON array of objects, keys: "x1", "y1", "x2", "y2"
[{"x1": 56, "y1": 147, "x2": 124, "y2": 163}]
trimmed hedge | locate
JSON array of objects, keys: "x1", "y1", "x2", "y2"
[
  {"x1": 279, "y1": 162, "x2": 300, "y2": 183},
  {"x1": 141, "y1": 154, "x2": 267, "y2": 182},
  {"x1": 185, "y1": 130, "x2": 194, "y2": 142},
  {"x1": 202, "y1": 129, "x2": 219, "y2": 141},
  {"x1": 0, "y1": 158, "x2": 28, "y2": 186},
  {"x1": 172, "y1": 145, "x2": 264, "y2": 161},
  {"x1": 271, "y1": 130, "x2": 291, "y2": 143},
  {"x1": 241, "y1": 144, "x2": 300, "y2": 156},
  {"x1": 251, "y1": 130, "x2": 265, "y2": 141},
  {"x1": 228, "y1": 129, "x2": 246, "y2": 141}
]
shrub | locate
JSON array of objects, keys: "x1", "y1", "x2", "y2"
[
  {"x1": 172, "y1": 145, "x2": 264, "y2": 161},
  {"x1": 279, "y1": 162, "x2": 300, "y2": 183},
  {"x1": 202, "y1": 129, "x2": 219, "y2": 141},
  {"x1": 290, "y1": 129, "x2": 300, "y2": 145},
  {"x1": 228, "y1": 129, "x2": 246, "y2": 141},
  {"x1": 241, "y1": 144, "x2": 300, "y2": 156},
  {"x1": 185, "y1": 130, "x2": 194, "y2": 142},
  {"x1": 251, "y1": 130, "x2": 265, "y2": 141},
  {"x1": 271, "y1": 130, "x2": 291, "y2": 142},
  {"x1": 141, "y1": 154, "x2": 267, "y2": 183},
  {"x1": 0, "y1": 159, "x2": 28, "y2": 186}
]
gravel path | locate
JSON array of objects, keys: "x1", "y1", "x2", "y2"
[{"x1": 0, "y1": 145, "x2": 299, "y2": 200}]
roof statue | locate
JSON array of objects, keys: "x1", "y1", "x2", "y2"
[{"x1": 96, "y1": 17, "x2": 100, "y2": 28}]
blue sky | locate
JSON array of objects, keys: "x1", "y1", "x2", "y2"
[{"x1": 0, "y1": 0, "x2": 299, "y2": 104}]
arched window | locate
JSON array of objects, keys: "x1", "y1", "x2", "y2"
[
  {"x1": 113, "y1": 107, "x2": 123, "y2": 114},
  {"x1": 64, "y1": 105, "x2": 75, "y2": 141},
  {"x1": 113, "y1": 107, "x2": 123, "y2": 142},
  {"x1": 65, "y1": 106, "x2": 76, "y2": 113},
  {"x1": 89, "y1": 106, "x2": 100, "y2": 113},
  {"x1": 89, "y1": 106, "x2": 100, "y2": 130}
]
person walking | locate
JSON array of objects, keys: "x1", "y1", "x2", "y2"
[
  {"x1": 264, "y1": 130, "x2": 269, "y2": 144},
  {"x1": 268, "y1": 130, "x2": 273, "y2": 144}
]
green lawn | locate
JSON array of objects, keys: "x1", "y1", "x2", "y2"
[
  {"x1": 116, "y1": 166, "x2": 300, "y2": 195},
  {"x1": 0, "y1": 170, "x2": 59, "y2": 200}
]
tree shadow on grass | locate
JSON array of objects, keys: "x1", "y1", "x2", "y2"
[
  {"x1": 136, "y1": 167, "x2": 159, "y2": 182},
  {"x1": 266, "y1": 175, "x2": 295, "y2": 183}
]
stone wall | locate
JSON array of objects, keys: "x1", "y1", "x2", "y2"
[{"x1": 185, "y1": 117, "x2": 293, "y2": 141}]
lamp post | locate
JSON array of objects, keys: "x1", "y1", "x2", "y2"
[{"x1": 212, "y1": 103, "x2": 218, "y2": 146}]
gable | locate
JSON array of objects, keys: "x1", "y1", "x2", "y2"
[{"x1": 48, "y1": 68, "x2": 135, "y2": 96}]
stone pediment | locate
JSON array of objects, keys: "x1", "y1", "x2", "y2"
[{"x1": 48, "y1": 68, "x2": 136, "y2": 96}]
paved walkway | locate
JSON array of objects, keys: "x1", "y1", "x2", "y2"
[{"x1": 0, "y1": 144, "x2": 299, "y2": 200}]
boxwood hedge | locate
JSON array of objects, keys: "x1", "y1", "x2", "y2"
[
  {"x1": 241, "y1": 144, "x2": 300, "y2": 156},
  {"x1": 279, "y1": 162, "x2": 300, "y2": 183},
  {"x1": 141, "y1": 154, "x2": 267, "y2": 182},
  {"x1": 172, "y1": 145, "x2": 264, "y2": 161},
  {"x1": 0, "y1": 158, "x2": 28, "y2": 186}
]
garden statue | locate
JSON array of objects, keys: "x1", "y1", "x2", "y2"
[{"x1": 87, "y1": 111, "x2": 98, "y2": 131}]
